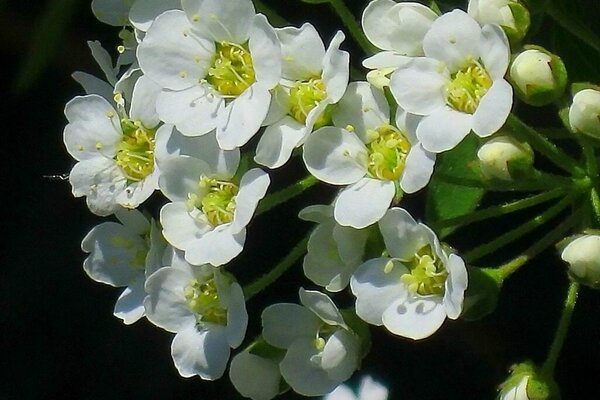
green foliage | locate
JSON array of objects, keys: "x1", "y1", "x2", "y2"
[{"x1": 461, "y1": 267, "x2": 501, "y2": 321}]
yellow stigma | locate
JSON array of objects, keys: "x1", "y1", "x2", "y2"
[
  {"x1": 445, "y1": 60, "x2": 492, "y2": 114},
  {"x1": 115, "y1": 119, "x2": 156, "y2": 183},
  {"x1": 289, "y1": 77, "x2": 331, "y2": 127},
  {"x1": 206, "y1": 41, "x2": 255, "y2": 97},
  {"x1": 187, "y1": 177, "x2": 239, "y2": 226},
  {"x1": 184, "y1": 277, "x2": 227, "y2": 325},
  {"x1": 400, "y1": 245, "x2": 448, "y2": 296},
  {"x1": 366, "y1": 124, "x2": 411, "y2": 181}
]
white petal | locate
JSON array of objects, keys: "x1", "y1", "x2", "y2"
[
  {"x1": 321, "y1": 31, "x2": 350, "y2": 103},
  {"x1": 160, "y1": 202, "x2": 210, "y2": 251},
  {"x1": 144, "y1": 267, "x2": 196, "y2": 332},
  {"x1": 321, "y1": 330, "x2": 359, "y2": 382},
  {"x1": 472, "y1": 79, "x2": 513, "y2": 137},
  {"x1": 350, "y1": 258, "x2": 408, "y2": 325},
  {"x1": 229, "y1": 351, "x2": 281, "y2": 400},
  {"x1": 262, "y1": 303, "x2": 321, "y2": 348},
  {"x1": 324, "y1": 385, "x2": 357, "y2": 400},
  {"x1": 416, "y1": 108, "x2": 473, "y2": 153},
  {"x1": 129, "y1": 0, "x2": 182, "y2": 32},
  {"x1": 378, "y1": 207, "x2": 428, "y2": 260},
  {"x1": 69, "y1": 159, "x2": 125, "y2": 216},
  {"x1": 382, "y1": 296, "x2": 447, "y2": 339},
  {"x1": 71, "y1": 71, "x2": 114, "y2": 102},
  {"x1": 182, "y1": 0, "x2": 255, "y2": 43},
  {"x1": 254, "y1": 117, "x2": 306, "y2": 169},
  {"x1": 362, "y1": 51, "x2": 411, "y2": 69},
  {"x1": 400, "y1": 144, "x2": 436, "y2": 193},
  {"x1": 423, "y1": 9, "x2": 482, "y2": 71},
  {"x1": 249, "y1": 14, "x2": 281, "y2": 89},
  {"x1": 91, "y1": 0, "x2": 130, "y2": 26},
  {"x1": 230, "y1": 168, "x2": 270, "y2": 233},
  {"x1": 63, "y1": 95, "x2": 121, "y2": 161},
  {"x1": 304, "y1": 251, "x2": 353, "y2": 293},
  {"x1": 114, "y1": 278, "x2": 147, "y2": 325},
  {"x1": 171, "y1": 325, "x2": 230, "y2": 380},
  {"x1": 87, "y1": 40, "x2": 118, "y2": 85},
  {"x1": 225, "y1": 283, "x2": 248, "y2": 348},
  {"x1": 303, "y1": 127, "x2": 368, "y2": 185},
  {"x1": 298, "y1": 204, "x2": 333, "y2": 223},
  {"x1": 357, "y1": 376, "x2": 389, "y2": 400},
  {"x1": 137, "y1": 10, "x2": 214, "y2": 90},
  {"x1": 184, "y1": 225, "x2": 245, "y2": 266},
  {"x1": 129, "y1": 75, "x2": 162, "y2": 127},
  {"x1": 156, "y1": 85, "x2": 221, "y2": 136},
  {"x1": 299, "y1": 288, "x2": 347, "y2": 328},
  {"x1": 332, "y1": 81, "x2": 389, "y2": 143},
  {"x1": 334, "y1": 178, "x2": 395, "y2": 229},
  {"x1": 480, "y1": 24, "x2": 510, "y2": 80},
  {"x1": 158, "y1": 155, "x2": 210, "y2": 201},
  {"x1": 389, "y1": 58, "x2": 447, "y2": 116},
  {"x1": 114, "y1": 207, "x2": 150, "y2": 234},
  {"x1": 217, "y1": 84, "x2": 271, "y2": 149},
  {"x1": 334, "y1": 224, "x2": 369, "y2": 266},
  {"x1": 279, "y1": 338, "x2": 339, "y2": 396},
  {"x1": 277, "y1": 23, "x2": 325, "y2": 79},
  {"x1": 444, "y1": 254, "x2": 468, "y2": 319}
]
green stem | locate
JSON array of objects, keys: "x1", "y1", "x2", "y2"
[
  {"x1": 435, "y1": 172, "x2": 569, "y2": 192},
  {"x1": 253, "y1": 0, "x2": 289, "y2": 27},
  {"x1": 256, "y1": 175, "x2": 319, "y2": 215},
  {"x1": 493, "y1": 209, "x2": 582, "y2": 281},
  {"x1": 464, "y1": 194, "x2": 578, "y2": 263},
  {"x1": 542, "y1": 281, "x2": 580, "y2": 376},
  {"x1": 243, "y1": 235, "x2": 310, "y2": 300},
  {"x1": 507, "y1": 114, "x2": 585, "y2": 177},
  {"x1": 591, "y1": 188, "x2": 600, "y2": 225},
  {"x1": 439, "y1": 188, "x2": 567, "y2": 230},
  {"x1": 582, "y1": 138, "x2": 600, "y2": 225},
  {"x1": 328, "y1": 0, "x2": 377, "y2": 55}
]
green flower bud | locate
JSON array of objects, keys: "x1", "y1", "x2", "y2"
[
  {"x1": 560, "y1": 234, "x2": 600, "y2": 289},
  {"x1": 477, "y1": 135, "x2": 534, "y2": 181},
  {"x1": 568, "y1": 88, "x2": 600, "y2": 139},
  {"x1": 467, "y1": 0, "x2": 530, "y2": 44},
  {"x1": 498, "y1": 362, "x2": 560, "y2": 400},
  {"x1": 509, "y1": 47, "x2": 568, "y2": 106}
]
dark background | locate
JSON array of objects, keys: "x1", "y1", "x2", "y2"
[{"x1": 2, "y1": 0, "x2": 599, "y2": 399}]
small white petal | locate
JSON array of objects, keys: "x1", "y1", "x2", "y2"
[
  {"x1": 114, "y1": 278, "x2": 146, "y2": 325},
  {"x1": 184, "y1": 225, "x2": 246, "y2": 266},
  {"x1": 382, "y1": 296, "x2": 447, "y2": 340},
  {"x1": 156, "y1": 86, "x2": 221, "y2": 137},
  {"x1": 417, "y1": 108, "x2": 473, "y2": 153},
  {"x1": 321, "y1": 31, "x2": 350, "y2": 103},
  {"x1": 400, "y1": 144, "x2": 436, "y2": 194},
  {"x1": 262, "y1": 303, "x2": 321, "y2": 348},
  {"x1": 225, "y1": 283, "x2": 248, "y2": 348},
  {"x1": 299, "y1": 288, "x2": 347, "y2": 328},
  {"x1": 444, "y1": 254, "x2": 468, "y2": 320},
  {"x1": 378, "y1": 207, "x2": 428, "y2": 260},
  {"x1": 254, "y1": 117, "x2": 306, "y2": 169},
  {"x1": 129, "y1": 0, "x2": 182, "y2": 32},
  {"x1": 249, "y1": 14, "x2": 281, "y2": 89},
  {"x1": 171, "y1": 325, "x2": 230, "y2": 380},
  {"x1": 472, "y1": 79, "x2": 513, "y2": 137},
  {"x1": 357, "y1": 376, "x2": 389, "y2": 400},
  {"x1": 480, "y1": 23, "x2": 510, "y2": 80},
  {"x1": 321, "y1": 330, "x2": 359, "y2": 382},
  {"x1": 230, "y1": 168, "x2": 270, "y2": 233},
  {"x1": 182, "y1": 0, "x2": 255, "y2": 43},
  {"x1": 229, "y1": 352, "x2": 281, "y2": 400},
  {"x1": 277, "y1": 23, "x2": 325, "y2": 79},
  {"x1": 160, "y1": 202, "x2": 211, "y2": 251},
  {"x1": 334, "y1": 178, "x2": 395, "y2": 229}
]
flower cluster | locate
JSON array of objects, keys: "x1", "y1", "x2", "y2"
[{"x1": 64, "y1": 0, "x2": 600, "y2": 399}]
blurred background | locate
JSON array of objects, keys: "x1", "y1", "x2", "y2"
[{"x1": 2, "y1": 0, "x2": 600, "y2": 399}]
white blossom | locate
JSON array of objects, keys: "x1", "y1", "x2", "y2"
[{"x1": 569, "y1": 88, "x2": 600, "y2": 139}]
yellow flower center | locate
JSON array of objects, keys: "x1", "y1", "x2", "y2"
[
  {"x1": 400, "y1": 245, "x2": 448, "y2": 296},
  {"x1": 206, "y1": 41, "x2": 255, "y2": 97},
  {"x1": 187, "y1": 177, "x2": 239, "y2": 226},
  {"x1": 115, "y1": 119, "x2": 156, "y2": 183},
  {"x1": 289, "y1": 77, "x2": 331, "y2": 128},
  {"x1": 184, "y1": 277, "x2": 227, "y2": 325},
  {"x1": 445, "y1": 60, "x2": 492, "y2": 114},
  {"x1": 366, "y1": 124, "x2": 411, "y2": 181}
]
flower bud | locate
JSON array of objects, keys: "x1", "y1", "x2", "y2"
[
  {"x1": 561, "y1": 234, "x2": 600, "y2": 288},
  {"x1": 477, "y1": 135, "x2": 534, "y2": 181},
  {"x1": 568, "y1": 88, "x2": 600, "y2": 139},
  {"x1": 468, "y1": 0, "x2": 530, "y2": 44},
  {"x1": 509, "y1": 47, "x2": 568, "y2": 106},
  {"x1": 498, "y1": 362, "x2": 560, "y2": 400}
]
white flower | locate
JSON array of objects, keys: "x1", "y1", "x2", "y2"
[
  {"x1": 81, "y1": 208, "x2": 166, "y2": 324},
  {"x1": 390, "y1": 9, "x2": 513, "y2": 153},
  {"x1": 361, "y1": 0, "x2": 438, "y2": 88},
  {"x1": 324, "y1": 375, "x2": 389, "y2": 400},
  {"x1": 64, "y1": 75, "x2": 163, "y2": 216},
  {"x1": 561, "y1": 234, "x2": 600, "y2": 287},
  {"x1": 137, "y1": 0, "x2": 281, "y2": 149},
  {"x1": 468, "y1": 0, "x2": 518, "y2": 29},
  {"x1": 350, "y1": 207, "x2": 468, "y2": 339},
  {"x1": 144, "y1": 262, "x2": 247, "y2": 379},
  {"x1": 157, "y1": 127, "x2": 270, "y2": 266},
  {"x1": 299, "y1": 205, "x2": 369, "y2": 292},
  {"x1": 499, "y1": 375, "x2": 530, "y2": 400},
  {"x1": 254, "y1": 23, "x2": 349, "y2": 169},
  {"x1": 262, "y1": 289, "x2": 361, "y2": 397},
  {"x1": 569, "y1": 88, "x2": 600, "y2": 139},
  {"x1": 303, "y1": 81, "x2": 435, "y2": 228}
]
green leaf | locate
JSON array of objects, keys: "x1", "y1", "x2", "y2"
[
  {"x1": 461, "y1": 267, "x2": 501, "y2": 321},
  {"x1": 426, "y1": 135, "x2": 485, "y2": 238}
]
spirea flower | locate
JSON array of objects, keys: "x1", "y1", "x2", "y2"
[
  {"x1": 137, "y1": 0, "x2": 282, "y2": 149},
  {"x1": 82, "y1": 208, "x2": 165, "y2": 324},
  {"x1": 254, "y1": 23, "x2": 349, "y2": 169},
  {"x1": 560, "y1": 234, "x2": 600, "y2": 288},
  {"x1": 350, "y1": 207, "x2": 468, "y2": 339},
  {"x1": 303, "y1": 81, "x2": 435, "y2": 228},
  {"x1": 64, "y1": 75, "x2": 163, "y2": 216},
  {"x1": 569, "y1": 88, "x2": 600, "y2": 139},
  {"x1": 390, "y1": 9, "x2": 513, "y2": 153},
  {"x1": 144, "y1": 261, "x2": 247, "y2": 379},
  {"x1": 262, "y1": 289, "x2": 362, "y2": 397}
]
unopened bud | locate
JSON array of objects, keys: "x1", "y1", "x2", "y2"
[
  {"x1": 561, "y1": 234, "x2": 600, "y2": 288},
  {"x1": 498, "y1": 362, "x2": 560, "y2": 400},
  {"x1": 477, "y1": 135, "x2": 534, "y2": 181},
  {"x1": 468, "y1": 0, "x2": 530, "y2": 44},
  {"x1": 509, "y1": 47, "x2": 567, "y2": 106},
  {"x1": 568, "y1": 88, "x2": 600, "y2": 139}
]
